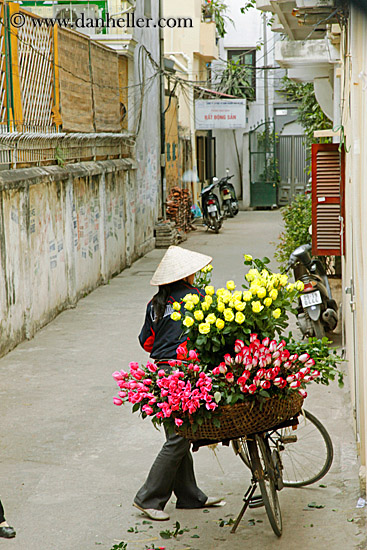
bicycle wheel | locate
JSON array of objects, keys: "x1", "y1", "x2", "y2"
[
  {"x1": 247, "y1": 435, "x2": 282, "y2": 537},
  {"x1": 232, "y1": 410, "x2": 333, "y2": 488},
  {"x1": 274, "y1": 410, "x2": 333, "y2": 487}
]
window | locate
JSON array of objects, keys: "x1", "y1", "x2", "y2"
[
  {"x1": 227, "y1": 49, "x2": 256, "y2": 100},
  {"x1": 311, "y1": 144, "x2": 345, "y2": 256}
]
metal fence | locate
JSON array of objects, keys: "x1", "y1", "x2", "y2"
[
  {"x1": 0, "y1": 131, "x2": 135, "y2": 169},
  {"x1": 0, "y1": 1, "x2": 132, "y2": 168}
]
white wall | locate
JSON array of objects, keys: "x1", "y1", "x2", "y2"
[
  {"x1": 0, "y1": 160, "x2": 155, "y2": 358},
  {"x1": 133, "y1": 0, "x2": 162, "y2": 226}
]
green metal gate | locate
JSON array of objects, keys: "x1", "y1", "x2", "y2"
[{"x1": 249, "y1": 121, "x2": 278, "y2": 207}]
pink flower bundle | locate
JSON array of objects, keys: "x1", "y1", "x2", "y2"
[
  {"x1": 112, "y1": 335, "x2": 321, "y2": 432},
  {"x1": 210, "y1": 334, "x2": 320, "y2": 400},
  {"x1": 112, "y1": 347, "x2": 218, "y2": 430}
]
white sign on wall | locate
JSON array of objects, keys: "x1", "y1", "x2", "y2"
[{"x1": 195, "y1": 99, "x2": 247, "y2": 130}]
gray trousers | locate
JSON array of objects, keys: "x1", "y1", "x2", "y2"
[{"x1": 134, "y1": 427, "x2": 207, "y2": 511}]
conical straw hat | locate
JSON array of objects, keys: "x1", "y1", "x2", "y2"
[{"x1": 150, "y1": 246, "x2": 212, "y2": 286}]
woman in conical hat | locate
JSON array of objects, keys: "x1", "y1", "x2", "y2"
[{"x1": 133, "y1": 246, "x2": 224, "y2": 521}]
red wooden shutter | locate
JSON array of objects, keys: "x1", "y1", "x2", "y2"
[{"x1": 311, "y1": 143, "x2": 345, "y2": 256}]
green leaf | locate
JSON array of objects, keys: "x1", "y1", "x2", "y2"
[
  {"x1": 214, "y1": 391, "x2": 222, "y2": 403},
  {"x1": 132, "y1": 403, "x2": 140, "y2": 413},
  {"x1": 160, "y1": 530, "x2": 172, "y2": 539},
  {"x1": 259, "y1": 390, "x2": 271, "y2": 398}
]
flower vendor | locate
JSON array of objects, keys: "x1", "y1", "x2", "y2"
[{"x1": 133, "y1": 246, "x2": 224, "y2": 521}]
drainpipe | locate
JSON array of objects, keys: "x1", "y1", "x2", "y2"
[{"x1": 159, "y1": 0, "x2": 166, "y2": 219}]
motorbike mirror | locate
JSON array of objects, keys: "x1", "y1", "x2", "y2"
[
  {"x1": 226, "y1": 168, "x2": 230, "y2": 174},
  {"x1": 308, "y1": 225, "x2": 312, "y2": 236}
]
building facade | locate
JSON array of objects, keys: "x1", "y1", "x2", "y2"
[{"x1": 258, "y1": 0, "x2": 367, "y2": 493}]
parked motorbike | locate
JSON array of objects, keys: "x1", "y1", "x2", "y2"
[
  {"x1": 200, "y1": 179, "x2": 223, "y2": 233},
  {"x1": 218, "y1": 170, "x2": 239, "y2": 218},
  {"x1": 287, "y1": 244, "x2": 338, "y2": 339}
]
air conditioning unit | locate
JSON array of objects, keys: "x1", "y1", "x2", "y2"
[
  {"x1": 295, "y1": 0, "x2": 335, "y2": 8},
  {"x1": 53, "y1": 3, "x2": 103, "y2": 35}
]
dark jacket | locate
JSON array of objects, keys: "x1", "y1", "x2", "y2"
[{"x1": 139, "y1": 281, "x2": 204, "y2": 360}]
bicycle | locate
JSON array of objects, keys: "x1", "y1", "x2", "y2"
[{"x1": 230, "y1": 409, "x2": 333, "y2": 536}]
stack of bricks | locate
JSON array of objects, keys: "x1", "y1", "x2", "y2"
[{"x1": 166, "y1": 187, "x2": 194, "y2": 233}]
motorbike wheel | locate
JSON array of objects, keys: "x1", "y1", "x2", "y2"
[
  {"x1": 232, "y1": 200, "x2": 239, "y2": 216},
  {"x1": 312, "y1": 319, "x2": 325, "y2": 340},
  {"x1": 227, "y1": 201, "x2": 235, "y2": 218},
  {"x1": 212, "y1": 216, "x2": 220, "y2": 233}
]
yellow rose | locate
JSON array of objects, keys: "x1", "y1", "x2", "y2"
[
  {"x1": 216, "y1": 287, "x2": 225, "y2": 296},
  {"x1": 205, "y1": 285, "x2": 215, "y2": 296},
  {"x1": 233, "y1": 291, "x2": 242, "y2": 301},
  {"x1": 183, "y1": 316, "x2": 194, "y2": 327},
  {"x1": 184, "y1": 301, "x2": 194, "y2": 311},
  {"x1": 206, "y1": 313, "x2": 217, "y2": 324},
  {"x1": 229, "y1": 300, "x2": 235, "y2": 308},
  {"x1": 202, "y1": 264, "x2": 213, "y2": 273},
  {"x1": 204, "y1": 295, "x2": 213, "y2": 306},
  {"x1": 171, "y1": 312, "x2": 181, "y2": 321},
  {"x1": 223, "y1": 308, "x2": 235, "y2": 322},
  {"x1": 269, "y1": 289, "x2": 278, "y2": 301},
  {"x1": 192, "y1": 294, "x2": 200, "y2": 305},
  {"x1": 250, "y1": 285, "x2": 260, "y2": 296},
  {"x1": 273, "y1": 308, "x2": 281, "y2": 319},
  {"x1": 243, "y1": 291, "x2": 252, "y2": 302},
  {"x1": 295, "y1": 280, "x2": 305, "y2": 292},
  {"x1": 217, "y1": 301, "x2": 225, "y2": 313},
  {"x1": 279, "y1": 274, "x2": 288, "y2": 287},
  {"x1": 172, "y1": 302, "x2": 181, "y2": 311},
  {"x1": 234, "y1": 300, "x2": 246, "y2": 311},
  {"x1": 222, "y1": 291, "x2": 231, "y2": 304},
  {"x1": 199, "y1": 322, "x2": 211, "y2": 335},
  {"x1": 216, "y1": 318, "x2": 225, "y2": 330},
  {"x1": 183, "y1": 293, "x2": 193, "y2": 302},
  {"x1": 244, "y1": 254, "x2": 253, "y2": 262},
  {"x1": 261, "y1": 269, "x2": 269, "y2": 278},
  {"x1": 272, "y1": 275, "x2": 280, "y2": 288},
  {"x1": 235, "y1": 312, "x2": 245, "y2": 324},
  {"x1": 226, "y1": 280, "x2": 236, "y2": 291},
  {"x1": 257, "y1": 287, "x2": 267, "y2": 299},
  {"x1": 264, "y1": 297, "x2": 272, "y2": 307},
  {"x1": 202, "y1": 302, "x2": 209, "y2": 312},
  {"x1": 194, "y1": 310, "x2": 204, "y2": 321},
  {"x1": 286, "y1": 283, "x2": 295, "y2": 292},
  {"x1": 246, "y1": 272, "x2": 255, "y2": 282},
  {"x1": 252, "y1": 301, "x2": 264, "y2": 314}
]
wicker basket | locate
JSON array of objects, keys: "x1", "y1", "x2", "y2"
[{"x1": 176, "y1": 393, "x2": 304, "y2": 442}]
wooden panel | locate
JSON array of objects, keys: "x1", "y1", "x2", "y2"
[
  {"x1": 57, "y1": 28, "x2": 94, "y2": 132},
  {"x1": 311, "y1": 143, "x2": 345, "y2": 256},
  {"x1": 90, "y1": 42, "x2": 120, "y2": 132},
  {"x1": 118, "y1": 56, "x2": 128, "y2": 131},
  {"x1": 165, "y1": 94, "x2": 179, "y2": 193}
]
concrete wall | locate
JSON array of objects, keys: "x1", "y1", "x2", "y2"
[
  {"x1": 0, "y1": 159, "x2": 155, "y2": 357},
  {"x1": 133, "y1": 0, "x2": 162, "y2": 222},
  {"x1": 341, "y1": 8, "x2": 367, "y2": 492}
]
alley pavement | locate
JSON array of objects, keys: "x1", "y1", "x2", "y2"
[{"x1": 1, "y1": 211, "x2": 366, "y2": 550}]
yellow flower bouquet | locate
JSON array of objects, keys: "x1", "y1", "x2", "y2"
[{"x1": 173, "y1": 255, "x2": 304, "y2": 365}]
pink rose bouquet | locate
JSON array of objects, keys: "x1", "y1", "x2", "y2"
[{"x1": 112, "y1": 334, "x2": 327, "y2": 434}]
